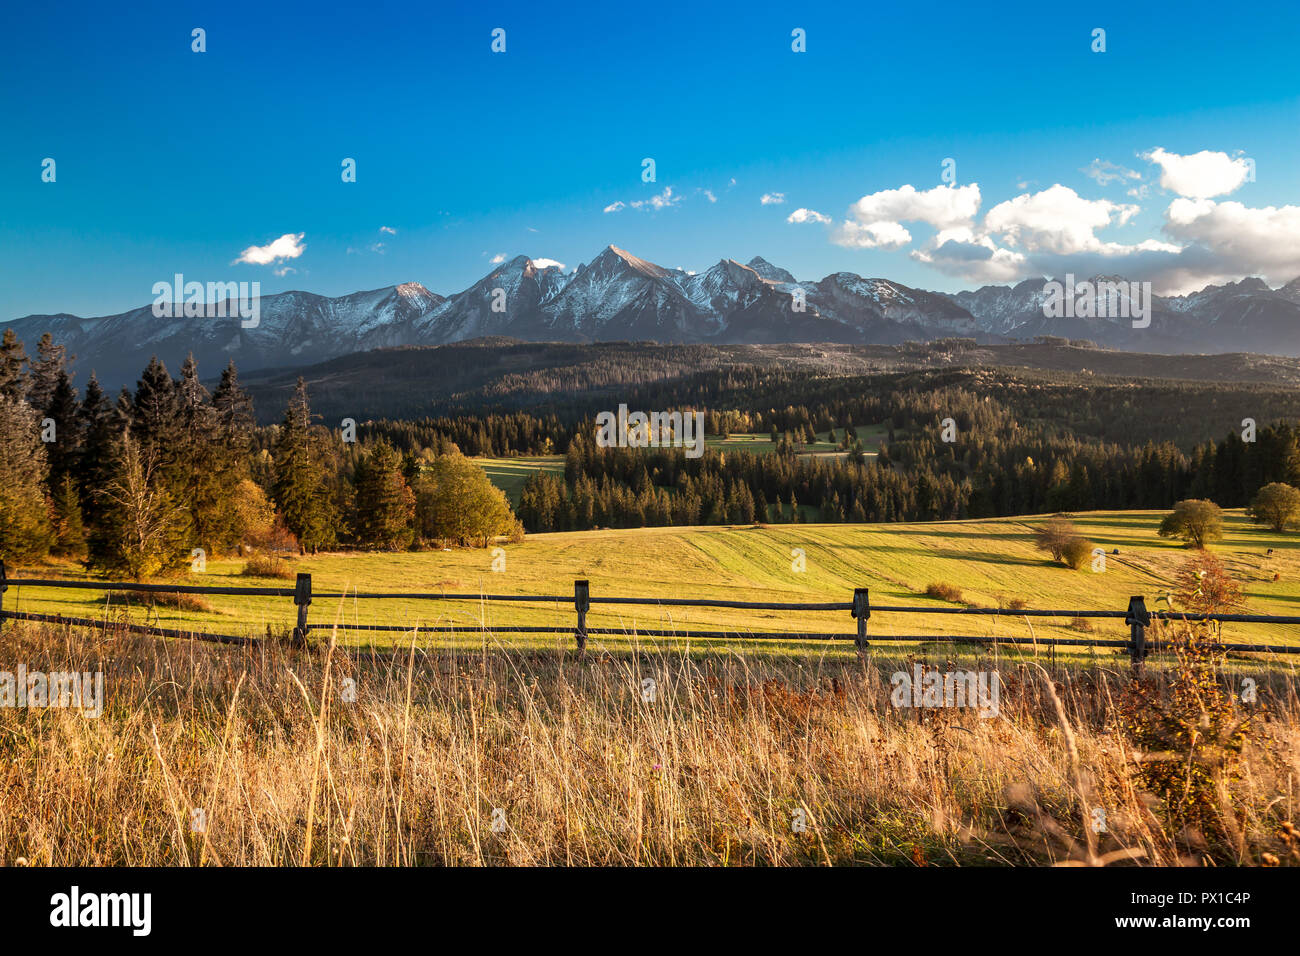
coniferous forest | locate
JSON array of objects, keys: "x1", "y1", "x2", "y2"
[{"x1": 3, "y1": 328, "x2": 1300, "y2": 567}]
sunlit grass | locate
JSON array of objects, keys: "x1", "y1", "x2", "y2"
[{"x1": 8, "y1": 509, "x2": 1300, "y2": 656}]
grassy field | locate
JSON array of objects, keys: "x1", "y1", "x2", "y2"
[
  {"x1": 9, "y1": 509, "x2": 1300, "y2": 659},
  {"x1": 704, "y1": 427, "x2": 887, "y2": 460},
  {"x1": 476, "y1": 455, "x2": 566, "y2": 505},
  {"x1": 4, "y1": 620, "x2": 1296, "y2": 865},
  {"x1": 473, "y1": 428, "x2": 887, "y2": 505}
]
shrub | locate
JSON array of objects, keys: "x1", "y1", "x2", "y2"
[
  {"x1": 1172, "y1": 552, "x2": 1244, "y2": 618},
  {"x1": 1006, "y1": 597, "x2": 1028, "y2": 611},
  {"x1": 104, "y1": 590, "x2": 214, "y2": 614},
  {"x1": 925, "y1": 582, "x2": 963, "y2": 602},
  {"x1": 240, "y1": 554, "x2": 294, "y2": 579},
  {"x1": 1034, "y1": 515, "x2": 1077, "y2": 561},
  {"x1": 1061, "y1": 536, "x2": 1095, "y2": 570},
  {"x1": 152, "y1": 591, "x2": 215, "y2": 613}
]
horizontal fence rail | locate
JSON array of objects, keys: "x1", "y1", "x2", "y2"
[{"x1": 4, "y1": 561, "x2": 1300, "y2": 663}]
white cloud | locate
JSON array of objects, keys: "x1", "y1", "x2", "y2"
[
  {"x1": 379, "y1": 225, "x2": 396, "y2": 235},
  {"x1": 832, "y1": 219, "x2": 912, "y2": 250},
  {"x1": 983, "y1": 185, "x2": 1139, "y2": 255},
  {"x1": 760, "y1": 192, "x2": 786, "y2": 205},
  {"x1": 807, "y1": 152, "x2": 1287, "y2": 292},
  {"x1": 787, "y1": 207, "x2": 831, "y2": 225},
  {"x1": 605, "y1": 187, "x2": 683, "y2": 213},
  {"x1": 1082, "y1": 158, "x2": 1141, "y2": 187},
  {"x1": 905, "y1": 185, "x2": 1177, "y2": 287},
  {"x1": 1163, "y1": 198, "x2": 1300, "y2": 285},
  {"x1": 490, "y1": 253, "x2": 506, "y2": 264},
  {"x1": 703, "y1": 189, "x2": 717, "y2": 203},
  {"x1": 1142, "y1": 147, "x2": 1252, "y2": 199},
  {"x1": 848, "y1": 183, "x2": 981, "y2": 233},
  {"x1": 233, "y1": 232, "x2": 306, "y2": 267},
  {"x1": 532, "y1": 257, "x2": 565, "y2": 270},
  {"x1": 633, "y1": 186, "x2": 681, "y2": 210}
]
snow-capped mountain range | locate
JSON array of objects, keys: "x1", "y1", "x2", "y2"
[{"x1": 8, "y1": 245, "x2": 1300, "y2": 388}]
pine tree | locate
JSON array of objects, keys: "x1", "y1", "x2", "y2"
[
  {"x1": 212, "y1": 360, "x2": 254, "y2": 447},
  {"x1": 174, "y1": 355, "x2": 246, "y2": 552},
  {"x1": 0, "y1": 328, "x2": 30, "y2": 402},
  {"x1": 43, "y1": 369, "x2": 81, "y2": 487},
  {"x1": 93, "y1": 432, "x2": 187, "y2": 578},
  {"x1": 353, "y1": 440, "x2": 415, "y2": 550},
  {"x1": 272, "y1": 379, "x2": 339, "y2": 553},
  {"x1": 27, "y1": 332, "x2": 69, "y2": 414},
  {"x1": 131, "y1": 357, "x2": 180, "y2": 457},
  {"x1": 0, "y1": 394, "x2": 52, "y2": 560}
]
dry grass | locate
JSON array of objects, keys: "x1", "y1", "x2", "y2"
[
  {"x1": 925, "y1": 582, "x2": 964, "y2": 603},
  {"x1": 104, "y1": 590, "x2": 216, "y2": 614},
  {"x1": 1, "y1": 620, "x2": 1298, "y2": 867},
  {"x1": 239, "y1": 554, "x2": 295, "y2": 580}
]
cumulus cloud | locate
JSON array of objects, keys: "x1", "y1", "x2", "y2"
[
  {"x1": 1143, "y1": 147, "x2": 1252, "y2": 199},
  {"x1": 760, "y1": 192, "x2": 786, "y2": 205},
  {"x1": 490, "y1": 253, "x2": 506, "y2": 264},
  {"x1": 847, "y1": 183, "x2": 981, "y2": 233},
  {"x1": 832, "y1": 219, "x2": 912, "y2": 250},
  {"x1": 1162, "y1": 198, "x2": 1300, "y2": 284},
  {"x1": 602, "y1": 201, "x2": 625, "y2": 213},
  {"x1": 379, "y1": 225, "x2": 397, "y2": 235},
  {"x1": 532, "y1": 257, "x2": 565, "y2": 270},
  {"x1": 983, "y1": 185, "x2": 1139, "y2": 255},
  {"x1": 776, "y1": 147, "x2": 1285, "y2": 293},
  {"x1": 233, "y1": 232, "x2": 305, "y2": 267},
  {"x1": 787, "y1": 207, "x2": 831, "y2": 225}
]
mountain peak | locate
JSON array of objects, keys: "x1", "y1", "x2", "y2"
[
  {"x1": 592, "y1": 244, "x2": 669, "y2": 279},
  {"x1": 395, "y1": 281, "x2": 434, "y2": 299},
  {"x1": 746, "y1": 256, "x2": 796, "y2": 283}
]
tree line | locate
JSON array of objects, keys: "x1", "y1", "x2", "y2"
[{"x1": 0, "y1": 331, "x2": 521, "y2": 572}]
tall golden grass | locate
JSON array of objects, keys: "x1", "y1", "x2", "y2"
[{"x1": 0, "y1": 619, "x2": 1297, "y2": 866}]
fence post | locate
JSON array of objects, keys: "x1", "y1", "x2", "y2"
[
  {"x1": 0, "y1": 560, "x2": 7, "y2": 636},
  {"x1": 852, "y1": 587, "x2": 870, "y2": 652},
  {"x1": 574, "y1": 580, "x2": 590, "y2": 652},
  {"x1": 1125, "y1": 595, "x2": 1150, "y2": 671},
  {"x1": 293, "y1": 573, "x2": 312, "y2": 646}
]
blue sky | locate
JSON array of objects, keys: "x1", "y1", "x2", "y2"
[{"x1": 3, "y1": 0, "x2": 1299, "y2": 318}]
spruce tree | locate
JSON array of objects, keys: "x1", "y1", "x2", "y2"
[
  {"x1": 0, "y1": 328, "x2": 28, "y2": 401},
  {"x1": 0, "y1": 394, "x2": 52, "y2": 560},
  {"x1": 353, "y1": 440, "x2": 415, "y2": 550},
  {"x1": 272, "y1": 379, "x2": 339, "y2": 553},
  {"x1": 26, "y1": 332, "x2": 69, "y2": 414}
]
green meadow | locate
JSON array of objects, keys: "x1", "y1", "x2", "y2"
[
  {"x1": 475, "y1": 429, "x2": 887, "y2": 506},
  {"x1": 7, "y1": 510, "x2": 1300, "y2": 661}
]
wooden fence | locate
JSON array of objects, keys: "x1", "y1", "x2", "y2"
[{"x1": 4, "y1": 560, "x2": 1300, "y2": 665}]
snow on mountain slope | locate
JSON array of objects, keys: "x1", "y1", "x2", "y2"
[{"x1": 9, "y1": 248, "x2": 1300, "y2": 390}]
